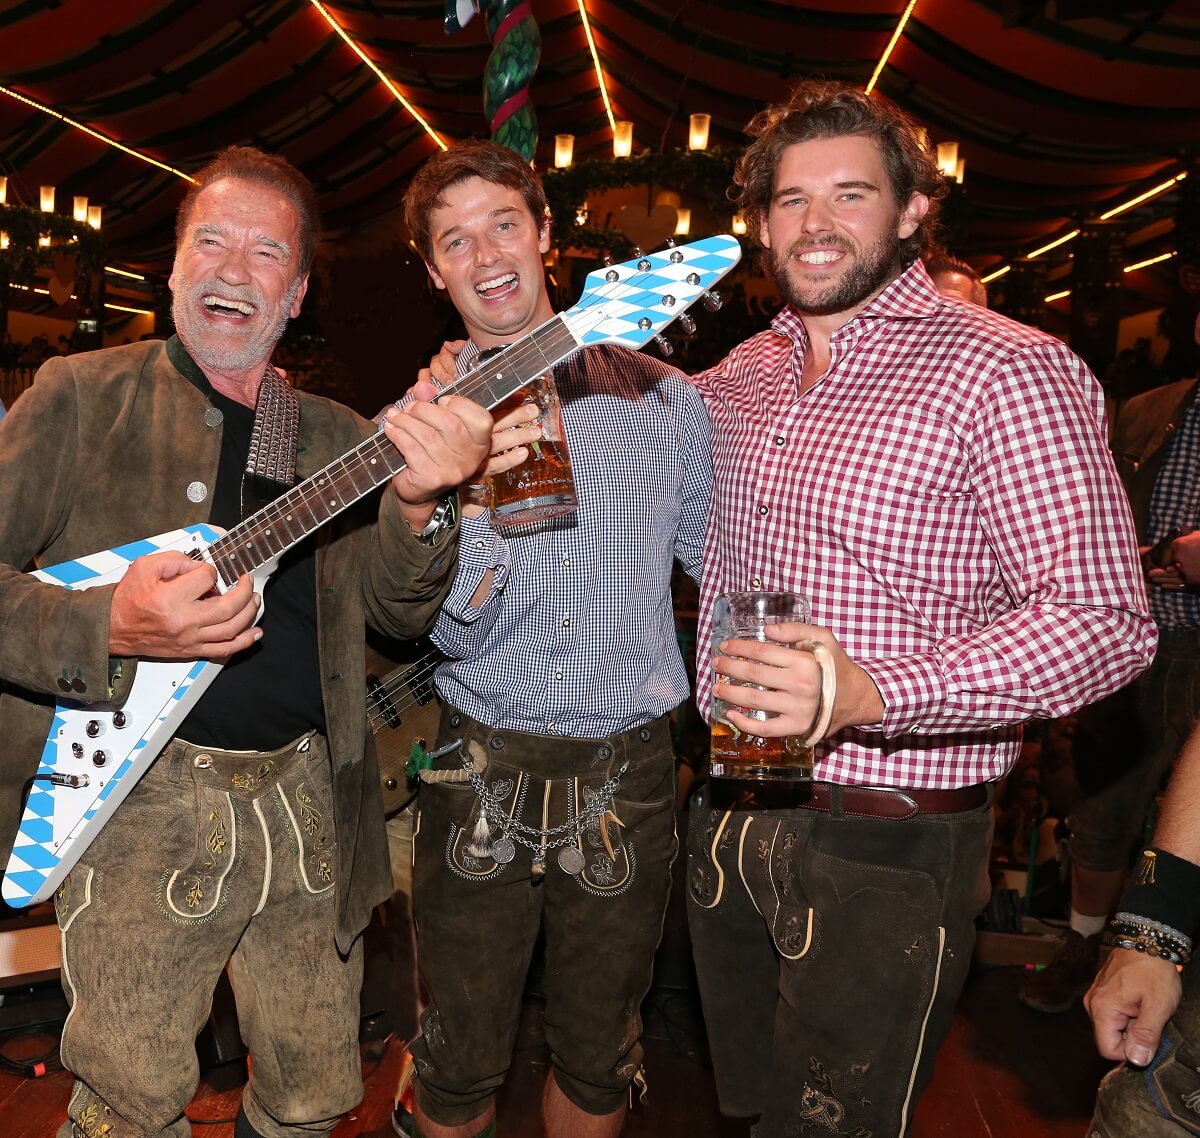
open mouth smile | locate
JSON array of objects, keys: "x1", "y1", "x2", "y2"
[
  {"x1": 475, "y1": 272, "x2": 518, "y2": 299},
  {"x1": 202, "y1": 294, "x2": 257, "y2": 318}
]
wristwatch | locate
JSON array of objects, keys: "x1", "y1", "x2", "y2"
[{"x1": 411, "y1": 494, "x2": 458, "y2": 545}]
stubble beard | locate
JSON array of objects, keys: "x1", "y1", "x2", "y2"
[
  {"x1": 173, "y1": 276, "x2": 302, "y2": 374},
  {"x1": 770, "y1": 230, "x2": 903, "y2": 317}
]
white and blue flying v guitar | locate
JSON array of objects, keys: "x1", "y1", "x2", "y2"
[{"x1": 2, "y1": 234, "x2": 742, "y2": 907}]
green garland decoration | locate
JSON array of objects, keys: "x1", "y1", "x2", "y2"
[
  {"x1": 543, "y1": 147, "x2": 740, "y2": 253},
  {"x1": 0, "y1": 203, "x2": 105, "y2": 284}
]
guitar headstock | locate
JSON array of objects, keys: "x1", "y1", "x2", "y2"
[{"x1": 561, "y1": 235, "x2": 742, "y2": 352}]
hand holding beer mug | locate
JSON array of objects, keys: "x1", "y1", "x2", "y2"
[
  {"x1": 710, "y1": 591, "x2": 837, "y2": 781},
  {"x1": 485, "y1": 374, "x2": 577, "y2": 528}
]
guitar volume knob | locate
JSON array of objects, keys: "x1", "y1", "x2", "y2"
[
  {"x1": 85, "y1": 720, "x2": 102, "y2": 738},
  {"x1": 113, "y1": 711, "x2": 127, "y2": 729},
  {"x1": 92, "y1": 751, "x2": 109, "y2": 767}
]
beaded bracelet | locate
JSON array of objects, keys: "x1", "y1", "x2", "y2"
[
  {"x1": 1108, "y1": 914, "x2": 1193, "y2": 965},
  {"x1": 1112, "y1": 848, "x2": 1200, "y2": 946},
  {"x1": 1105, "y1": 930, "x2": 1189, "y2": 968}
]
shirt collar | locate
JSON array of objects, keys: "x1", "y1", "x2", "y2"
[
  {"x1": 166, "y1": 333, "x2": 217, "y2": 400},
  {"x1": 454, "y1": 340, "x2": 484, "y2": 378},
  {"x1": 769, "y1": 258, "x2": 943, "y2": 347}
]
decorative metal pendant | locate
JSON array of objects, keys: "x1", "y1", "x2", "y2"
[
  {"x1": 531, "y1": 850, "x2": 547, "y2": 883},
  {"x1": 492, "y1": 837, "x2": 515, "y2": 865},
  {"x1": 558, "y1": 846, "x2": 585, "y2": 875}
]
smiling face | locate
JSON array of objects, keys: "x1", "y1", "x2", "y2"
[
  {"x1": 760, "y1": 134, "x2": 927, "y2": 324},
  {"x1": 169, "y1": 177, "x2": 308, "y2": 377},
  {"x1": 423, "y1": 176, "x2": 554, "y2": 349}
]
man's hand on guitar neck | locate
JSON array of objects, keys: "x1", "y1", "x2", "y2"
[
  {"x1": 380, "y1": 376, "x2": 492, "y2": 531},
  {"x1": 108, "y1": 552, "x2": 262, "y2": 663},
  {"x1": 423, "y1": 340, "x2": 543, "y2": 520}
]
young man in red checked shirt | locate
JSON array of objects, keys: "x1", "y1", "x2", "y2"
[{"x1": 685, "y1": 79, "x2": 1156, "y2": 1137}]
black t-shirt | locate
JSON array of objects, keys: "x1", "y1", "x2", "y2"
[{"x1": 177, "y1": 381, "x2": 326, "y2": 751}]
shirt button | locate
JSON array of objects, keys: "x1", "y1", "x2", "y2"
[
  {"x1": 751, "y1": 577, "x2": 762, "y2": 589},
  {"x1": 474, "y1": 539, "x2": 485, "y2": 548},
  {"x1": 555, "y1": 672, "x2": 563, "y2": 679},
  {"x1": 758, "y1": 505, "x2": 769, "y2": 516},
  {"x1": 775, "y1": 436, "x2": 785, "y2": 446},
  {"x1": 562, "y1": 557, "x2": 571, "y2": 567},
  {"x1": 562, "y1": 618, "x2": 571, "y2": 627}
]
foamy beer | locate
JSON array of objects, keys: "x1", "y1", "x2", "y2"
[
  {"x1": 488, "y1": 375, "x2": 577, "y2": 528},
  {"x1": 710, "y1": 590, "x2": 836, "y2": 781}
]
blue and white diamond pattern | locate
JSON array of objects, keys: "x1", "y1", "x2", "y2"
[
  {"x1": 563, "y1": 235, "x2": 742, "y2": 349},
  {"x1": 3, "y1": 525, "x2": 222, "y2": 907}
]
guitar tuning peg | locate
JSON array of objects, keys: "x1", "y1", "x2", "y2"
[
  {"x1": 679, "y1": 314, "x2": 697, "y2": 335},
  {"x1": 631, "y1": 246, "x2": 644, "y2": 258},
  {"x1": 664, "y1": 236, "x2": 677, "y2": 248},
  {"x1": 602, "y1": 252, "x2": 614, "y2": 266},
  {"x1": 652, "y1": 334, "x2": 674, "y2": 357},
  {"x1": 702, "y1": 290, "x2": 723, "y2": 312}
]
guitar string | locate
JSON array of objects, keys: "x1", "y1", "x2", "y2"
[
  {"x1": 214, "y1": 317, "x2": 576, "y2": 571},
  {"x1": 205, "y1": 245, "x2": 724, "y2": 581},
  {"x1": 367, "y1": 655, "x2": 445, "y2": 732}
]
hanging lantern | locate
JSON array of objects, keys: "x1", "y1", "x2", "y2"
[
  {"x1": 936, "y1": 141, "x2": 959, "y2": 179},
  {"x1": 613, "y1": 120, "x2": 633, "y2": 158}
]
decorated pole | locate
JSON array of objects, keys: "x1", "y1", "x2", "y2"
[
  {"x1": 444, "y1": 0, "x2": 541, "y2": 162},
  {"x1": 483, "y1": 1, "x2": 540, "y2": 160}
]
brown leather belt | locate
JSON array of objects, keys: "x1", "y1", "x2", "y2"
[{"x1": 796, "y1": 781, "x2": 990, "y2": 821}]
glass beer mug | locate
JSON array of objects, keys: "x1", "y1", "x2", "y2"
[
  {"x1": 487, "y1": 374, "x2": 577, "y2": 528},
  {"x1": 710, "y1": 590, "x2": 837, "y2": 781}
]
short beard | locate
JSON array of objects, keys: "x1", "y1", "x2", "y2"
[
  {"x1": 770, "y1": 229, "x2": 903, "y2": 317},
  {"x1": 173, "y1": 276, "x2": 301, "y2": 374}
]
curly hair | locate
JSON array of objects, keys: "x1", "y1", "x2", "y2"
[
  {"x1": 175, "y1": 146, "x2": 321, "y2": 274},
  {"x1": 733, "y1": 80, "x2": 945, "y2": 268},
  {"x1": 404, "y1": 139, "x2": 549, "y2": 263}
]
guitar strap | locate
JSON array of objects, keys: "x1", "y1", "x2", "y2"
[{"x1": 241, "y1": 364, "x2": 301, "y2": 517}]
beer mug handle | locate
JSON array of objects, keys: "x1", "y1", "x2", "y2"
[{"x1": 795, "y1": 640, "x2": 837, "y2": 748}]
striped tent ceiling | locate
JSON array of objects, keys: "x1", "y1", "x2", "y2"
[{"x1": 1, "y1": 0, "x2": 1197, "y2": 305}]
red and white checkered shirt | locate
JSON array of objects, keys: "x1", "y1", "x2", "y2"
[{"x1": 692, "y1": 261, "x2": 1156, "y2": 790}]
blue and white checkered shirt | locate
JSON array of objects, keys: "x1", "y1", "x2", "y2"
[
  {"x1": 1148, "y1": 394, "x2": 1200, "y2": 630},
  {"x1": 432, "y1": 343, "x2": 712, "y2": 738}
]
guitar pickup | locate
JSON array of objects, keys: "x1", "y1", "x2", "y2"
[{"x1": 366, "y1": 673, "x2": 402, "y2": 730}]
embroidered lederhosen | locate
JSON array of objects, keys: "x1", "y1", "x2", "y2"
[{"x1": 419, "y1": 711, "x2": 659, "y2": 896}]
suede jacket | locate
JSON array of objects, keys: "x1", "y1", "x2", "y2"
[
  {"x1": 1110, "y1": 377, "x2": 1200, "y2": 542},
  {"x1": 0, "y1": 338, "x2": 459, "y2": 950}
]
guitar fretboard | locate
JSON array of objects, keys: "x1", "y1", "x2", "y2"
[{"x1": 206, "y1": 316, "x2": 580, "y2": 586}]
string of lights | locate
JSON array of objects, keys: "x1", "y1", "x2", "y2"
[
  {"x1": 577, "y1": 0, "x2": 618, "y2": 136},
  {"x1": 866, "y1": 0, "x2": 919, "y2": 95},
  {"x1": 307, "y1": 0, "x2": 447, "y2": 151}
]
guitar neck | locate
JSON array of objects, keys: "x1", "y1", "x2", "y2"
[{"x1": 207, "y1": 315, "x2": 579, "y2": 586}]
